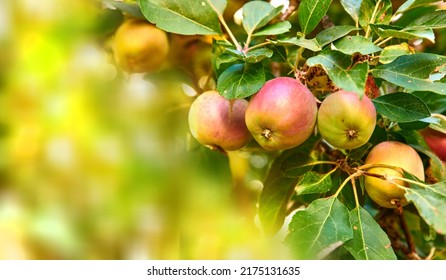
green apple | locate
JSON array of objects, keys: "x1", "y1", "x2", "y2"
[
  {"x1": 317, "y1": 90, "x2": 376, "y2": 150},
  {"x1": 113, "y1": 19, "x2": 169, "y2": 73}
]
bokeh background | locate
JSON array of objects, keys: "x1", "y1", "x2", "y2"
[{"x1": 0, "y1": 0, "x2": 290, "y2": 259}]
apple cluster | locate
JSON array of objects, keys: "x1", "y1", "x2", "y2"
[
  {"x1": 187, "y1": 77, "x2": 440, "y2": 210},
  {"x1": 188, "y1": 77, "x2": 377, "y2": 152}
]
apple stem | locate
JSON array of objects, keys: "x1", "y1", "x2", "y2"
[{"x1": 262, "y1": 128, "x2": 272, "y2": 139}]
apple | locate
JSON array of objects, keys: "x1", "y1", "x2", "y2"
[
  {"x1": 421, "y1": 128, "x2": 446, "y2": 161},
  {"x1": 317, "y1": 90, "x2": 376, "y2": 150},
  {"x1": 188, "y1": 91, "x2": 252, "y2": 151},
  {"x1": 244, "y1": 77, "x2": 317, "y2": 150},
  {"x1": 113, "y1": 19, "x2": 169, "y2": 73},
  {"x1": 420, "y1": 114, "x2": 446, "y2": 161},
  {"x1": 364, "y1": 141, "x2": 425, "y2": 208}
]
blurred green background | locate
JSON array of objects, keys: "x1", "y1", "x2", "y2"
[{"x1": 0, "y1": 0, "x2": 289, "y2": 259}]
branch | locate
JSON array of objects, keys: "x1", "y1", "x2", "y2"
[{"x1": 280, "y1": 0, "x2": 300, "y2": 21}]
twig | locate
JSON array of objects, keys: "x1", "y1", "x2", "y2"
[
  {"x1": 280, "y1": 0, "x2": 300, "y2": 21},
  {"x1": 398, "y1": 211, "x2": 421, "y2": 259}
]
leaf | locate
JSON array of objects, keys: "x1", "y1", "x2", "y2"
[
  {"x1": 359, "y1": 0, "x2": 392, "y2": 31},
  {"x1": 372, "y1": 53, "x2": 446, "y2": 95},
  {"x1": 340, "y1": 0, "x2": 362, "y2": 22},
  {"x1": 259, "y1": 137, "x2": 319, "y2": 235},
  {"x1": 217, "y1": 63, "x2": 265, "y2": 99},
  {"x1": 333, "y1": 35, "x2": 382, "y2": 55},
  {"x1": 405, "y1": 182, "x2": 446, "y2": 234},
  {"x1": 242, "y1": 1, "x2": 282, "y2": 35},
  {"x1": 372, "y1": 92, "x2": 431, "y2": 123},
  {"x1": 412, "y1": 91, "x2": 446, "y2": 114},
  {"x1": 104, "y1": 0, "x2": 144, "y2": 18},
  {"x1": 281, "y1": 152, "x2": 315, "y2": 177},
  {"x1": 276, "y1": 37, "x2": 321, "y2": 52},
  {"x1": 344, "y1": 206, "x2": 397, "y2": 260},
  {"x1": 395, "y1": 0, "x2": 436, "y2": 14},
  {"x1": 253, "y1": 21, "x2": 292, "y2": 36},
  {"x1": 379, "y1": 43, "x2": 415, "y2": 64},
  {"x1": 295, "y1": 171, "x2": 333, "y2": 195},
  {"x1": 370, "y1": 24, "x2": 435, "y2": 43},
  {"x1": 259, "y1": 152, "x2": 298, "y2": 235},
  {"x1": 315, "y1": 25, "x2": 359, "y2": 47},
  {"x1": 298, "y1": 0, "x2": 333, "y2": 35},
  {"x1": 139, "y1": 0, "x2": 224, "y2": 35},
  {"x1": 244, "y1": 48, "x2": 273, "y2": 63},
  {"x1": 406, "y1": 10, "x2": 446, "y2": 30},
  {"x1": 307, "y1": 50, "x2": 369, "y2": 96},
  {"x1": 286, "y1": 197, "x2": 353, "y2": 259}
]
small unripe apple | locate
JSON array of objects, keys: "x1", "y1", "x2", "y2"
[
  {"x1": 113, "y1": 19, "x2": 169, "y2": 73},
  {"x1": 188, "y1": 91, "x2": 252, "y2": 151},
  {"x1": 317, "y1": 90, "x2": 376, "y2": 149},
  {"x1": 245, "y1": 77, "x2": 317, "y2": 150},
  {"x1": 364, "y1": 141, "x2": 425, "y2": 208}
]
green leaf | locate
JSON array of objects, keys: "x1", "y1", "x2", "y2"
[
  {"x1": 359, "y1": 0, "x2": 392, "y2": 31},
  {"x1": 307, "y1": 50, "x2": 369, "y2": 96},
  {"x1": 104, "y1": 0, "x2": 144, "y2": 18},
  {"x1": 286, "y1": 197, "x2": 353, "y2": 259},
  {"x1": 217, "y1": 63, "x2": 265, "y2": 99},
  {"x1": 372, "y1": 53, "x2": 446, "y2": 95},
  {"x1": 259, "y1": 152, "x2": 298, "y2": 235},
  {"x1": 372, "y1": 92, "x2": 431, "y2": 123},
  {"x1": 370, "y1": 24, "x2": 435, "y2": 43},
  {"x1": 315, "y1": 25, "x2": 359, "y2": 47},
  {"x1": 406, "y1": 10, "x2": 446, "y2": 30},
  {"x1": 405, "y1": 182, "x2": 446, "y2": 234},
  {"x1": 242, "y1": 1, "x2": 282, "y2": 35},
  {"x1": 215, "y1": 52, "x2": 241, "y2": 69},
  {"x1": 281, "y1": 153, "x2": 315, "y2": 177},
  {"x1": 244, "y1": 48, "x2": 273, "y2": 63},
  {"x1": 344, "y1": 206, "x2": 397, "y2": 260},
  {"x1": 259, "y1": 137, "x2": 319, "y2": 235},
  {"x1": 333, "y1": 35, "x2": 382, "y2": 55},
  {"x1": 276, "y1": 37, "x2": 321, "y2": 52},
  {"x1": 253, "y1": 21, "x2": 292, "y2": 36},
  {"x1": 395, "y1": 0, "x2": 436, "y2": 15},
  {"x1": 298, "y1": 0, "x2": 333, "y2": 35},
  {"x1": 412, "y1": 91, "x2": 446, "y2": 114},
  {"x1": 295, "y1": 171, "x2": 333, "y2": 195},
  {"x1": 379, "y1": 43, "x2": 414, "y2": 64},
  {"x1": 139, "y1": 0, "x2": 224, "y2": 35},
  {"x1": 340, "y1": 0, "x2": 362, "y2": 22}
]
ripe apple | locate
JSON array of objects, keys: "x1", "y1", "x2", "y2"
[
  {"x1": 244, "y1": 77, "x2": 317, "y2": 150},
  {"x1": 420, "y1": 114, "x2": 446, "y2": 161},
  {"x1": 421, "y1": 127, "x2": 446, "y2": 161},
  {"x1": 113, "y1": 19, "x2": 169, "y2": 73},
  {"x1": 364, "y1": 141, "x2": 425, "y2": 208},
  {"x1": 317, "y1": 90, "x2": 376, "y2": 150},
  {"x1": 188, "y1": 91, "x2": 252, "y2": 151}
]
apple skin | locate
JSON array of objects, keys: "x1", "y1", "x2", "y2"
[
  {"x1": 188, "y1": 91, "x2": 252, "y2": 151},
  {"x1": 317, "y1": 90, "x2": 376, "y2": 150},
  {"x1": 364, "y1": 141, "x2": 425, "y2": 209},
  {"x1": 113, "y1": 19, "x2": 169, "y2": 73},
  {"x1": 420, "y1": 127, "x2": 446, "y2": 161},
  {"x1": 245, "y1": 77, "x2": 317, "y2": 151}
]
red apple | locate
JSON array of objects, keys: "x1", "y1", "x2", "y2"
[
  {"x1": 188, "y1": 91, "x2": 252, "y2": 151},
  {"x1": 245, "y1": 77, "x2": 317, "y2": 150}
]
